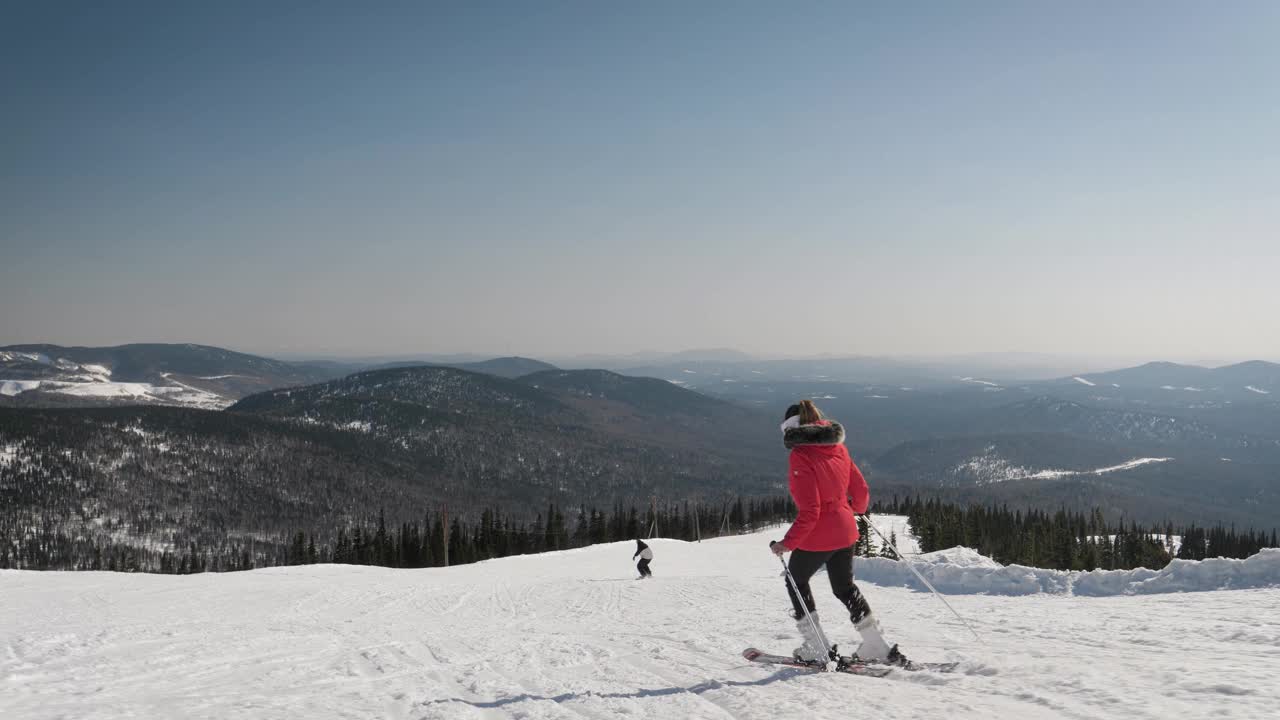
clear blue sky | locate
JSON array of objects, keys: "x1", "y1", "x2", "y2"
[{"x1": 3, "y1": 1, "x2": 1277, "y2": 360}]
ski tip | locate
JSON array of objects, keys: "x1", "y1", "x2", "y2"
[{"x1": 742, "y1": 648, "x2": 762, "y2": 660}]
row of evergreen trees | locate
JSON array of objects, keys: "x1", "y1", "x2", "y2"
[
  {"x1": 287, "y1": 497, "x2": 797, "y2": 568},
  {"x1": 5, "y1": 494, "x2": 1276, "y2": 574},
  {"x1": 880, "y1": 495, "x2": 1278, "y2": 571},
  {"x1": 0, "y1": 496, "x2": 797, "y2": 572}
]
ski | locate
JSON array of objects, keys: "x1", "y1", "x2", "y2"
[{"x1": 742, "y1": 647, "x2": 959, "y2": 677}]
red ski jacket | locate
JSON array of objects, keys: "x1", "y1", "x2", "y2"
[{"x1": 780, "y1": 421, "x2": 869, "y2": 552}]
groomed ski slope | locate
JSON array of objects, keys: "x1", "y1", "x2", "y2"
[{"x1": 4, "y1": 524, "x2": 1280, "y2": 720}]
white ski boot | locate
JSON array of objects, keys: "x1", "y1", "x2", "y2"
[
  {"x1": 792, "y1": 614, "x2": 830, "y2": 663},
  {"x1": 852, "y1": 613, "x2": 893, "y2": 662}
]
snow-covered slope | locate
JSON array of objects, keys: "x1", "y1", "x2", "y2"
[
  {"x1": 0, "y1": 355, "x2": 228, "y2": 408},
  {"x1": 3, "y1": 528, "x2": 1279, "y2": 720}
]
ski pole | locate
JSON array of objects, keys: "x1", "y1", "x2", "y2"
[
  {"x1": 775, "y1": 550, "x2": 836, "y2": 666},
  {"x1": 860, "y1": 515, "x2": 986, "y2": 645}
]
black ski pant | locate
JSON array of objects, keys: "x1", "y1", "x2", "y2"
[
  {"x1": 637, "y1": 558, "x2": 652, "y2": 577},
  {"x1": 784, "y1": 545, "x2": 871, "y2": 623}
]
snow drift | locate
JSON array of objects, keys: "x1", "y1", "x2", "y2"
[{"x1": 857, "y1": 547, "x2": 1280, "y2": 597}]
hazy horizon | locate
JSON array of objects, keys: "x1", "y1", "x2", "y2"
[
  {"x1": 4, "y1": 3, "x2": 1278, "y2": 359},
  {"x1": 5, "y1": 340, "x2": 1270, "y2": 374}
]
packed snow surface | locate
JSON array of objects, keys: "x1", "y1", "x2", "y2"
[{"x1": 3, "y1": 529, "x2": 1279, "y2": 720}]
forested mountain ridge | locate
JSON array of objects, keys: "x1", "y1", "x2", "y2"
[{"x1": 1, "y1": 366, "x2": 785, "y2": 566}]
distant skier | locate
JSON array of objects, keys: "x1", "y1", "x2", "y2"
[
  {"x1": 769, "y1": 400, "x2": 897, "y2": 663},
  {"x1": 633, "y1": 539, "x2": 654, "y2": 579}
]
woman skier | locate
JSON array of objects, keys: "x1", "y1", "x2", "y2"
[
  {"x1": 633, "y1": 538, "x2": 653, "y2": 578},
  {"x1": 769, "y1": 400, "x2": 898, "y2": 663}
]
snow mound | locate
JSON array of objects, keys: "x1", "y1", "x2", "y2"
[
  {"x1": 858, "y1": 550, "x2": 1072, "y2": 595},
  {"x1": 858, "y1": 548, "x2": 1280, "y2": 597},
  {"x1": 1076, "y1": 550, "x2": 1280, "y2": 596},
  {"x1": 914, "y1": 546, "x2": 1002, "y2": 569}
]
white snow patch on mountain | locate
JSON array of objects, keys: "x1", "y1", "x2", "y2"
[
  {"x1": 158, "y1": 374, "x2": 228, "y2": 408},
  {"x1": 53, "y1": 381, "x2": 160, "y2": 399},
  {"x1": 1246, "y1": 386, "x2": 1271, "y2": 395},
  {"x1": 959, "y1": 377, "x2": 1000, "y2": 387},
  {"x1": 0, "y1": 444, "x2": 17, "y2": 467},
  {"x1": 0, "y1": 351, "x2": 52, "y2": 364},
  {"x1": 0, "y1": 365, "x2": 228, "y2": 408},
  {"x1": 1073, "y1": 376, "x2": 1096, "y2": 386},
  {"x1": 1088, "y1": 457, "x2": 1173, "y2": 474},
  {"x1": 958, "y1": 448, "x2": 1172, "y2": 485},
  {"x1": 2, "y1": 530, "x2": 1279, "y2": 720},
  {"x1": 0, "y1": 380, "x2": 42, "y2": 396}
]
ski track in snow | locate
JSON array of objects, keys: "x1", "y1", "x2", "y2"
[{"x1": 2, "y1": 528, "x2": 1279, "y2": 720}]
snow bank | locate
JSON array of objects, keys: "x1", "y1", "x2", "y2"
[
  {"x1": 857, "y1": 547, "x2": 1280, "y2": 597},
  {"x1": 1079, "y1": 551, "x2": 1280, "y2": 595}
]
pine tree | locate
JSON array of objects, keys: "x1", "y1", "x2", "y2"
[{"x1": 879, "y1": 530, "x2": 899, "y2": 559}]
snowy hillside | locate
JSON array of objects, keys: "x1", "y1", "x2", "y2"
[
  {"x1": 3, "y1": 523, "x2": 1279, "y2": 720},
  {"x1": 0, "y1": 344, "x2": 343, "y2": 409}
]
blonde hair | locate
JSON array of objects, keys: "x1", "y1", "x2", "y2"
[{"x1": 797, "y1": 399, "x2": 823, "y2": 425}]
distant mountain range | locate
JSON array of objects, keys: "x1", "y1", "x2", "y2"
[
  {"x1": 1, "y1": 364, "x2": 781, "y2": 555},
  {"x1": 2, "y1": 343, "x2": 1279, "y2": 539},
  {"x1": 0, "y1": 344, "x2": 560, "y2": 409},
  {"x1": 0, "y1": 344, "x2": 341, "y2": 409}
]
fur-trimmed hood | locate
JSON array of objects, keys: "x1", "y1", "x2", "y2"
[{"x1": 783, "y1": 421, "x2": 845, "y2": 450}]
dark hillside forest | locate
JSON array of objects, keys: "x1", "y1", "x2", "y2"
[{"x1": 4, "y1": 494, "x2": 1273, "y2": 575}]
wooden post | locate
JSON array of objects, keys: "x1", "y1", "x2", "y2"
[
  {"x1": 442, "y1": 504, "x2": 449, "y2": 568},
  {"x1": 694, "y1": 506, "x2": 701, "y2": 543}
]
